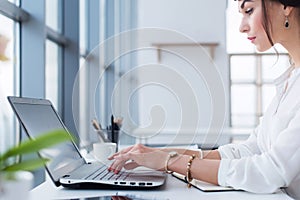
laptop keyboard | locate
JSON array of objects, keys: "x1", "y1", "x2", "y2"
[{"x1": 85, "y1": 165, "x2": 130, "y2": 181}]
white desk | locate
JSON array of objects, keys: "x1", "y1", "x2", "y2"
[{"x1": 30, "y1": 174, "x2": 293, "y2": 200}]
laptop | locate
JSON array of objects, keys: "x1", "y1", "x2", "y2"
[{"x1": 7, "y1": 96, "x2": 166, "y2": 189}]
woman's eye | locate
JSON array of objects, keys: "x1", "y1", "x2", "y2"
[{"x1": 245, "y1": 8, "x2": 253, "y2": 15}]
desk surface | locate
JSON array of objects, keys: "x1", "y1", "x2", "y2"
[{"x1": 30, "y1": 174, "x2": 293, "y2": 200}]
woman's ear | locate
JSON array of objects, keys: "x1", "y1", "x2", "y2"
[{"x1": 283, "y1": 5, "x2": 294, "y2": 16}]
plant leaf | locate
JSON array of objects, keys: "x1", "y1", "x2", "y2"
[
  {"x1": 0, "y1": 129, "x2": 73, "y2": 162},
  {"x1": 2, "y1": 158, "x2": 49, "y2": 172}
]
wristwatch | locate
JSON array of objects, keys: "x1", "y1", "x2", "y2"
[{"x1": 164, "y1": 151, "x2": 178, "y2": 174}]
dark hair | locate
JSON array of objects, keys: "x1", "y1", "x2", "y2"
[
  {"x1": 261, "y1": 0, "x2": 274, "y2": 46},
  {"x1": 278, "y1": 0, "x2": 300, "y2": 7},
  {"x1": 264, "y1": 0, "x2": 300, "y2": 48}
]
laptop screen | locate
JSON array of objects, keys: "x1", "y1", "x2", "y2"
[{"x1": 8, "y1": 96, "x2": 85, "y2": 185}]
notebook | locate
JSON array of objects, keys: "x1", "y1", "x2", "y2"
[
  {"x1": 172, "y1": 172, "x2": 237, "y2": 192},
  {"x1": 7, "y1": 96, "x2": 166, "y2": 189}
]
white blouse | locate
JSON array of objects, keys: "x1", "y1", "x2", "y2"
[{"x1": 218, "y1": 66, "x2": 300, "y2": 199}]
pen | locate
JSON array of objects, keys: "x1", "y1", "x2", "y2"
[
  {"x1": 91, "y1": 119, "x2": 101, "y2": 130},
  {"x1": 91, "y1": 119, "x2": 110, "y2": 142},
  {"x1": 111, "y1": 115, "x2": 115, "y2": 143}
]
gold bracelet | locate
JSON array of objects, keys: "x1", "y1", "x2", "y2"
[
  {"x1": 186, "y1": 154, "x2": 196, "y2": 188},
  {"x1": 165, "y1": 151, "x2": 178, "y2": 174}
]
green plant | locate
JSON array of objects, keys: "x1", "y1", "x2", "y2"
[{"x1": 0, "y1": 129, "x2": 73, "y2": 176}]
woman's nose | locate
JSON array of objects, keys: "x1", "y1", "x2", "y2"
[{"x1": 239, "y1": 18, "x2": 249, "y2": 33}]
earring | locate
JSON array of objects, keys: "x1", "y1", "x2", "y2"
[{"x1": 284, "y1": 16, "x2": 290, "y2": 29}]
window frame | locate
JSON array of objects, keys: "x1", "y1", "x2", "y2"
[{"x1": 229, "y1": 52, "x2": 290, "y2": 128}]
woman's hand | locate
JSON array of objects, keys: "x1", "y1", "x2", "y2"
[{"x1": 108, "y1": 144, "x2": 168, "y2": 174}]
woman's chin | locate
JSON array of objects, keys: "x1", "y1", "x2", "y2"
[{"x1": 255, "y1": 44, "x2": 273, "y2": 52}]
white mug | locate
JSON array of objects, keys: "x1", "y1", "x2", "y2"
[{"x1": 92, "y1": 142, "x2": 117, "y2": 163}]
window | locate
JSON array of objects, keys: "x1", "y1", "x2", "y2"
[
  {"x1": 0, "y1": 0, "x2": 79, "y2": 186},
  {"x1": 78, "y1": 0, "x2": 138, "y2": 146},
  {"x1": 45, "y1": 40, "x2": 62, "y2": 112},
  {"x1": 0, "y1": 13, "x2": 19, "y2": 153},
  {"x1": 45, "y1": 0, "x2": 60, "y2": 33},
  {"x1": 45, "y1": 0, "x2": 63, "y2": 112},
  {"x1": 0, "y1": 0, "x2": 137, "y2": 174},
  {"x1": 227, "y1": 1, "x2": 290, "y2": 128}
]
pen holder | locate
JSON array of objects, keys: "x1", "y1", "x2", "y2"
[
  {"x1": 95, "y1": 129, "x2": 110, "y2": 143},
  {"x1": 107, "y1": 129, "x2": 119, "y2": 151}
]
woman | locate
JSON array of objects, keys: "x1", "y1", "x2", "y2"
[{"x1": 108, "y1": 0, "x2": 300, "y2": 199}]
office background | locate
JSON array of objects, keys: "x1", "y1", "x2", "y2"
[{"x1": 0, "y1": 0, "x2": 290, "y2": 186}]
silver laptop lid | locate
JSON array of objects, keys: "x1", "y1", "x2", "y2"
[{"x1": 8, "y1": 96, "x2": 85, "y2": 186}]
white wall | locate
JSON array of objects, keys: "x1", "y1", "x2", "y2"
[
  {"x1": 138, "y1": 0, "x2": 226, "y2": 43},
  {"x1": 127, "y1": 0, "x2": 230, "y2": 146}
]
